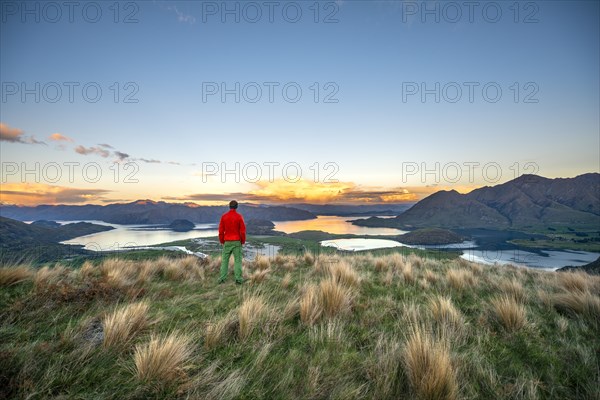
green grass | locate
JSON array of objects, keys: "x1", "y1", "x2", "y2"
[{"x1": 1, "y1": 253, "x2": 599, "y2": 399}]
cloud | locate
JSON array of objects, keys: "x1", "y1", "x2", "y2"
[
  {"x1": 0, "y1": 122, "x2": 46, "y2": 145},
  {"x1": 0, "y1": 183, "x2": 111, "y2": 205},
  {"x1": 114, "y1": 151, "x2": 130, "y2": 161},
  {"x1": 49, "y1": 133, "x2": 73, "y2": 142},
  {"x1": 166, "y1": 5, "x2": 196, "y2": 24},
  {"x1": 75, "y1": 145, "x2": 110, "y2": 158},
  {"x1": 139, "y1": 158, "x2": 161, "y2": 164},
  {"x1": 163, "y1": 179, "x2": 424, "y2": 204},
  {"x1": 98, "y1": 143, "x2": 114, "y2": 149}
]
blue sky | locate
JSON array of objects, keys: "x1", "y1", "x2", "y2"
[{"x1": 1, "y1": 1, "x2": 598, "y2": 205}]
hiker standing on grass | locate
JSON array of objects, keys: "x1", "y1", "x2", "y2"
[{"x1": 218, "y1": 200, "x2": 246, "y2": 284}]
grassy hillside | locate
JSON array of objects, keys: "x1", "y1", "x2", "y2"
[{"x1": 1, "y1": 253, "x2": 599, "y2": 399}]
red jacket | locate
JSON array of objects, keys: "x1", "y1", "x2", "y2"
[{"x1": 218, "y1": 209, "x2": 246, "y2": 244}]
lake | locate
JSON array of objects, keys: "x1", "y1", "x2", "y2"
[
  {"x1": 273, "y1": 215, "x2": 405, "y2": 235},
  {"x1": 60, "y1": 220, "x2": 218, "y2": 251},
  {"x1": 61, "y1": 216, "x2": 401, "y2": 250},
  {"x1": 58, "y1": 217, "x2": 598, "y2": 271}
]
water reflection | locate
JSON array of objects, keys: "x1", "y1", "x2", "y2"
[{"x1": 274, "y1": 215, "x2": 406, "y2": 235}]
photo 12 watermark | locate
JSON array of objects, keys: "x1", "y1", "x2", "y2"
[
  {"x1": 400, "y1": 161, "x2": 540, "y2": 184},
  {"x1": 399, "y1": 1, "x2": 540, "y2": 24},
  {"x1": 1, "y1": 1, "x2": 140, "y2": 23},
  {"x1": 1, "y1": 161, "x2": 141, "y2": 184},
  {"x1": 200, "y1": 1, "x2": 340, "y2": 24},
  {"x1": 1, "y1": 82, "x2": 140, "y2": 104},
  {"x1": 401, "y1": 82, "x2": 539, "y2": 104},
  {"x1": 201, "y1": 81, "x2": 339, "y2": 104},
  {"x1": 200, "y1": 161, "x2": 340, "y2": 183}
]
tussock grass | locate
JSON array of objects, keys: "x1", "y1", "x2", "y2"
[
  {"x1": 368, "y1": 336, "x2": 404, "y2": 398},
  {"x1": 424, "y1": 269, "x2": 438, "y2": 284},
  {"x1": 0, "y1": 265, "x2": 33, "y2": 286},
  {"x1": 308, "y1": 319, "x2": 346, "y2": 348},
  {"x1": 403, "y1": 325, "x2": 458, "y2": 400},
  {"x1": 300, "y1": 284, "x2": 322, "y2": 326},
  {"x1": 327, "y1": 260, "x2": 360, "y2": 287},
  {"x1": 253, "y1": 255, "x2": 271, "y2": 271},
  {"x1": 303, "y1": 252, "x2": 315, "y2": 266},
  {"x1": 498, "y1": 278, "x2": 526, "y2": 303},
  {"x1": 204, "y1": 312, "x2": 237, "y2": 349},
  {"x1": 552, "y1": 290, "x2": 600, "y2": 323},
  {"x1": 490, "y1": 295, "x2": 527, "y2": 332},
  {"x1": 2, "y1": 252, "x2": 599, "y2": 399},
  {"x1": 281, "y1": 272, "x2": 292, "y2": 289},
  {"x1": 103, "y1": 301, "x2": 151, "y2": 348},
  {"x1": 446, "y1": 268, "x2": 476, "y2": 290},
  {"x1": 238, "y1": 295, "x2": 268, "y2": 340},
  {"x1": 558, "y1": 271, "x2": 589, "y2": 293},
  {"x1": 249, "y1": 269, "x2": 270, "y2": 284},
  {"x1": 133, "y1": 332, "x2": 192, "y2": 384},
  {"x1": 429, "y1": 295, "x2": 465, "y2": 340},
  {"x1": 319, "y1": 277, "x2": 353, "y2": 318},
  {"x1": 402, "y1": 262, "x2": 415, "y2": 284}
]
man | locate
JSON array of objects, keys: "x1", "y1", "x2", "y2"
[{"x1": 218, "y1": 200, "x2": 246, "y2": 284}]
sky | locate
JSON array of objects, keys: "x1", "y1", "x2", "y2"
[{"x1": 1, "y1": 0, "x2": 599, "y2": 206}]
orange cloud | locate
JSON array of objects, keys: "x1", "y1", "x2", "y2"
[
  {"x1": 49, "y1": 133, "x2": 73, "y2": 142},
  {"x1": 163, "y1": 179, "x2": 441, "y2": 204},
  {"x1": 0, "y1": 183, "x2": 111, "y2": 206},
  {"x1": 0, "y1": 122, "x2": 45, "y2": 145}
]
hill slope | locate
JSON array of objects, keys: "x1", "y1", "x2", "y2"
[
  {"x1": 355, "y1": 173, "x2": 600, "y2": 230},
  {"x1": 0, "y1": 253, "x2": 598, "y2": 399},
  {"x1": 0, "y1": 201, "x2": 316, "y2": 225},
  {"x1": 0, "y1": 217, "x2": 113, "y2": 262}
]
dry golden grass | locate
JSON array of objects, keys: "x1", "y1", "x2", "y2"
[
  {"x1": 100, "y1": 259, "x2": 141, "y2": 287},
  {"x1": 79, "y1": 261, "x2": 100, "y2": 279},
  {"x1": 103, "y1": 301, "x2": 150, "y2": 348},
  {"x1": 253, "y1": 255, "x2": 271, "y2": 271},
  {"x1": 238, "y1": 296, "x2": 267, "y2": 340},
  {"x1": 402, "y1": 262, "x2": 415, "y2": 284},
  {"x1": 249, "y1": 269, "x2": 270, "y2": 284},
  {"x1": 403, "y1": 325, "x2": 458, "y2": 400},
  {"x1": 319, "y1": 277, "x2": 353, "y2": 318},
  {"x1": 498, "y1": 278, "x2": 527, "y2": 303},
  {"x1": 34, "y1": 265, "x2": 69, "y2": 289},
  {"x1": 308, "y1": 319, "x2": 346, "y2": 348},
  {"x1": 133, "y1": 332, "x2": 192, "y2": 384},
  {"x1": 281, "y1": 273, "x2": 292, "y2": 289},
  {"x1": 387, "y1": 253, "x2": 405, "y2": 272},
  {"x1": 424, "y1": 269, "x2": 438, "y2": 284},
  {"x1": 430, "y1": 296, "x2": 463, "y2": 329},
  {"x1": 558, "y1": 271, "x2": 589, "y2": 293},
  {"x1": 327, "y1": 260, "x2": 360, "y2": 287},
  {"x1": 300, "y1": 284, "x2": 322, "y2": 326},
  {"x1": 374, "y1": 258, "x2": 388, "y2": 272},
  {"x1": 303, "y1": 252, "x2": 315, "y2": 266},
  {"x1": 469, "y1": 262, "x2": 483, "y2": 275},
  {"x1": 552, "y1": 291, "x2": 600, "y2": 323},
  {"x1": 407, "y1": 254, "x2": 423, "y2": 269},
  {"x1": 490, "y1": 295, "x2": 527, "y2": 332},
  {"x1": 383, "y1": 269, "x2": 395, "y2": 286},
  {"x1": 0, "y1": 265, "x2": 34, "y2": 286},
  {"x1": 368, "y1": 335, "x2": 403, "y2": 398},
  {"x1": 204, "y1": 312, "x2": 238, "y2": 350},
  {"x1": 446, "y1": 269, "x2": 476, "y2": 290}
]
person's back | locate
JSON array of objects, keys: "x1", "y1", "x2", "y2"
[{"x1": 218, "y1": 200, "x2": 246, "y2": 284}]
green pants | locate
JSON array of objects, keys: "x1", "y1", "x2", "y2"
[{"x1": 219, "y1": 240, "x2": 243, "y2": 282}]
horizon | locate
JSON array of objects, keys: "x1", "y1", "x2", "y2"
[
  {"x1": 1, "y1": 171, "x2": 596, "y2": 208},
  {"x1": 1, "y1": 1, "x2": 599, "y2": 206}
]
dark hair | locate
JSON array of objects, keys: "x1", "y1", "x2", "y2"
[{"x1": 229, "y1": 200, "x2": 238, "y2": 209}]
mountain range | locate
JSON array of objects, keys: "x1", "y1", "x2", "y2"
[
  {"x1": 0, "y1": 201, "x2": 316, "y2": 225},
  {"x1": 354, "y1": 173, "x2": 600, "y2": 231}
]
